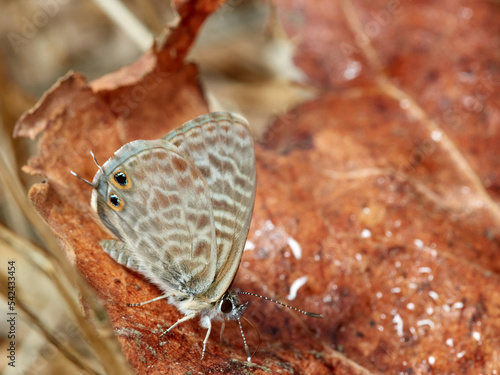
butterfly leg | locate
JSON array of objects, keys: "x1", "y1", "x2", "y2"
[
  {"x1": 199, "y1": 315, "x2": 212, "y2": 360},
  {"x1": 219, "y1": 320, "x2": 226, "y2": 344},
  {"x1": 127, "y1": 294, "x2": 169, "y2": 307},
  {"x1": 159, "y1": 312, "x2": 196, "y2": 338}
]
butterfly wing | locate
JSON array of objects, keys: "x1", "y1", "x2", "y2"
[
  {"x1": 163, "y1": 112, "x2": 256, "y2": 302},
  {"x1": 101, "y1": 239, "x2": 141, "y2": 271},
  {"x1": 91, "y1": 139, "x2": 217, "y2": 297}
]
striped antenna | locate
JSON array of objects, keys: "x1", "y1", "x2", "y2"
[
  {"x1": 237, "y1": 318, "x2": 252, "y2": 362},
  {"x1": 70, "y1": 171, "x2": 94, "y2": 188},
  {"x1": 241, "y1": 315, "x2": 260, "y2": 360},
  {"x1": 71, "y1": 150, "x2": 103, "y2": 188},
  {"x1": 237, "y1": 291, "x2": 323, "y2": 318},
  {"x1": 89, "y1": 150, "x2": 103, "y2": 172}
]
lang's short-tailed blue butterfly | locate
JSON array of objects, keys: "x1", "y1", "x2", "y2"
[{"x1": 72, "y1": 112, "x2": 322, "y2": 361}]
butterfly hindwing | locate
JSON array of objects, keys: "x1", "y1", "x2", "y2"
[
  {"x1": 100, "y1": 239, "x2": 140, "y2": 271},
  {"x1": 163, "y1": 113, "x2": 256, "y2": 301}
]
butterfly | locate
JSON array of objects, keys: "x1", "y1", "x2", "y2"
[{"x1": 72, "y1": 112, "x2": 321, "y2": 361}]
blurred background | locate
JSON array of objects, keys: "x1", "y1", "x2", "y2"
[{"x1": 0, "y1": 1, "x2": 313, "y2": 373}]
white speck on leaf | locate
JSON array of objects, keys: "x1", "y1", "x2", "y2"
[
  {"x1": 287, "y1": 237, "x2": 302, "y2": 259},
  {"x1": 361, "y1": 229, "x2": 371, "y2": 238},
  {"x1": 417, "y1": 319, "x2": 435, "y2": 329},
  {"x1": 244, "y1": 241, "x2": 255, "y2": 251},
  {"x1": 428, "y1": 291, "x2": 439, "y2": 301},
  {"x1": 287, "y1": 276, "x2": 308, "y2": 301},
  {"x1": 393, "y1": 313, "x2": 403, "y2": 337}
]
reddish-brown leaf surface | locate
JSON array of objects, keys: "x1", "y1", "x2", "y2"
[{"x1": 14, "y1": 0, "x2": 500, "y2": 374}]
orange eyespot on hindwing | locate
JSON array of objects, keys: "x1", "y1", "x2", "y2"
[
  {"x1": 108, "y1": 193, "x2": 124, "y2": 211},
  {"x1": 110, "y1": 170, "x2": 132, "y2": 190}
]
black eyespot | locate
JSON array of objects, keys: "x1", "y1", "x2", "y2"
[
  {"x1": 220, "y1": 298, "x2": 233, "y2": 314},
  {"x1": 109, "y1": 194, "x2": 120, "y2": 207},
  {"x1": 114, "y1": 172, "x2": 128, "y2": 186}
]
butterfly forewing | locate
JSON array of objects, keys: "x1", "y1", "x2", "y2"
[
  {"x1": 92, "y1": 139, "x2": 217, "y2": 296},
  {"x1": 164, "y1": 113, "x2": 256, "y2": 301}
]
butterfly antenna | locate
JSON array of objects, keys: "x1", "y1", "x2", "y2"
[
  {"x1": 238, "y1": 291, "x2": 323, "y2": 318},
  {"x1": 242, "y1": 315, "x2": 260, "y2": 359},
  {"x1": 237, "y1": 318, "x2": 252, "y2": 362},
  {"x1": 90, "y1": 150, "x2": 103, "y2": 172},
  {"x1": 70, "y1": 171, "x2": 94, "y2": 187}
]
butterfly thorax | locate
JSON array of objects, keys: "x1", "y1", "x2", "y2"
[{"x1": 168, "y1": 293, "x2": 212, "y2": 317}]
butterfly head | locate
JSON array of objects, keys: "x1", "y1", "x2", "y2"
[
  {"x1": 217, "y1": 290, "x2": 249, "y2": 321},
  {"x1": 216, "y1": 290, "x2": 253, "y2": 361}
]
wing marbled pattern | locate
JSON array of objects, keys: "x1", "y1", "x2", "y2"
[
  {"x1": 164, "y1": 113, "x2": 256, "y2": 301},
  {"x1": 92, "y1": 140, "x2": 217, "y2": 296}
]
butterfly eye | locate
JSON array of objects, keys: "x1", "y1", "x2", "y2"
[
  {"x1": 108, "y1": 194, "x2": 124, "y2": 211},
  {"x1": 220, "y1": 298, "x2": 233, "y2": 314},
  {"x1": 111, "y1": 170, "x2": 132, "y2": 190}
]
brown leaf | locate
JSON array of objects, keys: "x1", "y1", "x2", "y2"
[{"x1": 259, "y1": 0, "x2": 500, "y2": 373}]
